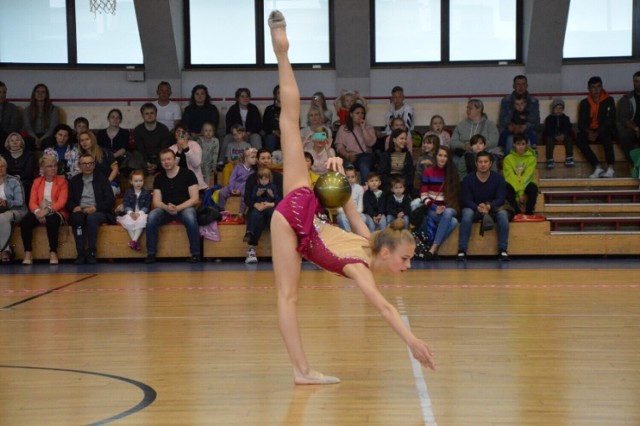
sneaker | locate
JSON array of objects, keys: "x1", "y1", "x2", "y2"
[
  {"x1": 565, "y1": 157, "x2": 575, "y2": 167},
  {"x1": 86, "y1": 253, "x2": 97, "y2": 264},
  {"x1": 546, "y1": 159, "x2": 555, "y2": 169},
  {"x1": 245, "y1": 248, "x2": 258, "y2": 264},
  {"x1": 145, "y1": 255, "x2": 156, "y2": 264},
  {"x1": 456, "y1": 251, "x2": 466, "y2": 261},
  {"x1": 589, "y1": 166, "x2": 604, "y2": 179},
  {"x1": 602, "y1": 167, "x2": 615, "y2": 178},
  {"x1": 187, "y1": 255, "x2": 201, "y2": 263},
  {"x1": 499, "y1": 251, "x2": 510, "y2": 261},
  {"x1": 74, "y1": 255, "x2": 86, "y2": 265}
]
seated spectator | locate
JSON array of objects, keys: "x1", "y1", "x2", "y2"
[
  {"x1": 616, "y1": 71, "x2": 640, "y2": 165},
  {"x1": 96, "y1": 109, "x2": 130, "y2": 172},
  {"x1": 577, "y1": 76, "x2": 617, "y2": 178},
  {"x1": 334, "y1": 89, "x2": 367, "y2": 128},
  {"x1": 334, "y1": 103, "x2": 376, "y2": 184},
  {"x1": 182, "y1": 84, "x2": 220, "y2": 139},
  {"x1": 415, "y1": 134, "x2": 440, "y2": 186},
  {"x1": 503, "y1": 134, "x2": 538, "y2": 215},
  {"x1": 303, "y1": 127, "x2": 336, "y2": 175},
  {"x1": 262, "y1": 84, "x2": 281, "y2": 153},
  {"x1": 221, "y1": 88, "x2": 263, "y2": 156},
  {"x1": 300, "y1": 105, "x2": 333, "y2": 142},
  {"x1": 363, "y1": 172, "x2": 387, "y2": 231},
  {"x1": 196, "y1": 122, "x2": 219, "y2": 187},
  {"x1": 115, "y1": 170, "x2": 151, "y2": 252},
  {"x1": 3, "y1": 133, "x2": 35, "y2": 204},
  {"x1": 220, "y1": 124, "x2": 252, "y2": 185},
  {"x1": 498, "y1": 75, "x2": 540, "y2": 152},
  {"x1": 169, "y1": 124, "x2": 208, "y2": 191},
  {"x1": 0, "y1": 81, "x2": 20, "y2": 143},
  {"x1": 381, "y1": 86, "x2": 415, "y2": 140},
  {"x1": 310, "y1": 91, "x2": 333, "y2": 125},
  {"x1": 243, "y1": 167, "x2": 281, "y2": 264},
  {"x1": 377, "y1": 128, "x2": 415, "y2": 195},
  {"x1": 384, "y1": 175, "x2": 411, "y2": 229},
  {"x1": 134, "y1": 103, "x2": 172, "y2": 176},
  {"x1": 67, "y1": 153, "x2": 116, "y2": 264},
  {"x1": 383, "y1": 117, "x2": 407, "y2": 151},
  {"x1": 153, "y1": 81, "x2": 182, "y2": 131},
  {"x1": 423, "y1": 114, "x2": 451, "y2": 148},
  {"x1": 145, "y1": 149, "x2": 201, "y2": 264},
  {"x1": 457, "y1": 151, "x2": 511, "y2": 261},
  {"x1": 44, "y1": 124, "x2": 80, "y2": 179},
  {"x1": 451, "y1": 99, "x2": 500, "y2": 159},
  {"x1": 336, "y1": 167, "x2": 367, "y2": 232},
  {"x1": 544, "y1": 98, "x2": 574, "y2": 169},
  {"x1": 218, "y1": 147, "x2": 257, "y2": 215},
  {"x1": 73, "y1": 117, "x2": 90, "y2": 146},
  {"x1": 22, "y1": 83, "x2": 59, "y2": 150},
  {"x1": 457, "y1": 134, "x2": 498, "y2": 181},
  {"x1": 0, "y1": 155, "x2": 27, "y2": 263},
  {"x1": 418, "y1": 146, "x2": 460, "y2": 259},
  {"x1": 78, "y1": 131, "x2": 119, "y2": 195},
  {"x1": 304, "y1": 152, "x2": 320, "y2": 187},
  {"x1": 20, "y1": 155, "x2": 68, "y2": 265}
]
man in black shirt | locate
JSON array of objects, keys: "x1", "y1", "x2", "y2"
[{"x1": 145, "y1": 149, "x2": 200, "y2": 263}]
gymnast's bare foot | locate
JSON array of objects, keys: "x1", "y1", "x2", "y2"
[
  {"x1": 269, "y1": 10, "x2": 289, "y2": 54},
  {"x1": 294, "y1": 369, "x2": 341, "y2": 385}
]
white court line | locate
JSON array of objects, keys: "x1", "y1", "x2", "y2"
[{"x1": 397, "y1": 297, "x2": 437, "y2": 426}]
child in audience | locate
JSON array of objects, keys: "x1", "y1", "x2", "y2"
[
  {"x1": 243, "y1": 167, "x2": 280, "y2": 264},
  {"x1": 457, "y1": 134, "x2": 498, "y2": 181},
  {"x1": 336, "y1": 166, "x2": 366, "y2": 232},
  {"x1": 385, "y1": 175, "x2": 411, "y2": 229},
  {"x1": 544, "y1": 98, "x2": 574, "y2": 169},
  {"x1": 311, "y1": 91, "x2": 333, "y2": 125},
  {"x1": 221, "y1": 124, "x2": 252, "y2": 185},
  {"x1": 501, "y1": 95, "x2": 538, "y2": 153},
  {"x1": 304, "y1": 152, "x2": 319, "y2": 187},
  {"x1": 423, "y1": 115, "x2": 450, "y2": 147},
  {"x1": 334, "y1": 90, "x2": 367, "y2": 127},
  {"x1": 116, "y1": 170, "x2": 151, "y2": 251},
  {"x1": 382, "y1": 86, "x2": 415, "y2": 139},
  {"x1": 362, "y1": 172, "x2": 387, "y2": 231},
  {"x1": 218, "y1": 147, "x2": 257, "y2": 215},
  {"x1": 197, "y1": 122, "x2": 220, "y2": 186},
  {"x1": 383, "y1": 117, "x2": 407, "y2": 151},
  {"x1": 378, "y1": 128, "x2": 414, "y2": 196},
  {"x1": 503, "y1": 133, "x2": 538, "y2": 215},
  {"x1": 416, "y1": 134, "x2": 440, "y2": 182}
]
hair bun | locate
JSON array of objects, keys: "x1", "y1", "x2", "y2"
[{"x1": 389, "y1": 218, "x2": 406, "y2": 231}]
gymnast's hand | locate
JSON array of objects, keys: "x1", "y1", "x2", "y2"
[
  {"x1": 409, "y1": 337, "x2": 436, "y2": 370},
  {"x1": 324, "y1": 157, "x2": 345, "y2": 175}
]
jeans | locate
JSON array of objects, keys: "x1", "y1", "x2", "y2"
[
  {"x1": 458, "y1": 207, "x2": 510, "y2": 252},
  {"x1": 70, "y1": 211, "x2": 111, "y2": 256},
  {"x1": 337, "y1": 212, "x2": 370, "y2": 232},
  {"x1": 353, "y1": 153, "x2": 373, "y2": 185},
  {"x1": 245, "y1": 207, "x2": 274, "y2": 245},
  {"x1": 425, "y1": 207, "x2": 458, "y2": 246},
  {"x1": 146, "y1": 207, "x2": 200, "y2": 256},
  {"x1": 576, "y1": 128, "x2": 615, "y2": 167},
  {"x1": 545, "y1": 136, "x2": 574, "y2": 161},
  {"x1": 502, "y1": 128, "x2": 539, "y2": 153}
]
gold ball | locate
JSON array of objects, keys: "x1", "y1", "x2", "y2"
[{"x1": 314, "y1": 172, "x2": 352, "y2": 209}]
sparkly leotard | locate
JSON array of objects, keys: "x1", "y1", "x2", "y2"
[{"x1": 275, "y1": 186, "x2": 370, "y2": 276}]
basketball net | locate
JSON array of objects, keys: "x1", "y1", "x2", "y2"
[{"x1": 90, "y1": 0, "x2": 117, "y2": 17}]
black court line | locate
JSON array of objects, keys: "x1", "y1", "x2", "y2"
[
  {"x1": 1, "y1": 274, "x2": 98, "y2": 310},
  {"x1": 0, "y1": 365, "x2": 156, "y2": 425}
]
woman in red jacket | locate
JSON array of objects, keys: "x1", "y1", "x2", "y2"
[{"x1": 21, "y1": 154, "x2": 68, "y2": 264}]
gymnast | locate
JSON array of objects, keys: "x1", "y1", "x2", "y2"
[{"x1": 268, "y1": 10, "x2": 435, "y2": 385}]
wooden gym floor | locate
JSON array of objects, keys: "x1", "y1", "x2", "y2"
[{"x1": 1, "y1": 257, "x2": 639, "y2": 425}]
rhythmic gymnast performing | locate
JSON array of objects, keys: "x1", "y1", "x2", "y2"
[{"x1": 269, "y1": 10, "x2": 435, "y2": 385}]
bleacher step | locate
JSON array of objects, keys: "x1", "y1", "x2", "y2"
[{"x1": 543, "y1": 203, "x2": 640, "y2": 214}]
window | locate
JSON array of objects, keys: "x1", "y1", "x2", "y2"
[
  {"x1": 187, "y1": 0, "x2": 332, "y2": 67},
  {"x1": 372, "y1": 0, "x2": 519, "y2": 64},
  {"x1": 563, "y1": 0, "x2": 633, "y2": 59}
]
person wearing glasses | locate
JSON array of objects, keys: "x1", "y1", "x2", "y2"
[{"x1": 67, "y1": 153, "x2": 115, "y2": 264}]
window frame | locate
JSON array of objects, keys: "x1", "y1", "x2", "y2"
[{"x1": 184, "y1": 0, "x2": 335, "y2": 69}]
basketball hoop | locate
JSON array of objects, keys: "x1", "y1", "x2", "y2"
[{"x1": 90, "y1": 0, "x2": 117, "y2": 17}]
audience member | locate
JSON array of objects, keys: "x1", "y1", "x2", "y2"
[
  {"x1": 0, "y1": 81, "x2": 20, "y2": 143},
  {"x1": 222, "y1": 88, "x2": 263, "y2": 155},
  {"x1": 457, "y1": 134, "x2": 498, "y2": 181},
  {"x1": 134, "y1": 103, "x2": 172, "y2": 176},
  {"x1": 44, "y1": 124, "x2": 80, "y2": 179},
  {"x1": 196, "y1": 122, "x2": 219, "y2": 187},
  {"x1": 182, "y1": 84, "x2": 220, "y2": 139},
  {"x1": 73, "y1": 117, "x2": 90, "y2": 145},
  {"x1": 218, "y1": 147, "x2": 257, "y2": 215},
  {"x1": 220, "y1": 124, "x2": 252, "y2": 184},
  {"x1": 96, "y1": 108, "x2": 130, "y2": 172},
  {"x1": 383, "y1": 117, "x2": 407, "y2": 151},
  {"x1": 145, "y1": 149, "x2": 201, "y2": 264},
  {"x1": 3, "y1": 132, "x2": 35, "y2": 203},
  {"x1": 22, "y1": 83, "x2": 59, "y2": 150},
  {"x1": 153, "y1": 81, "x2": 182, "y2": 130},
  {"x1": 20, "y1": 155, "x2": 68, "y2": 265},
  {"x1": 334, "y1": 103, "x2": 376, "y2": 184},
  {"x1": 415, "y1": 134, "x2": 440, "y2": 185},
  {"x1": 78, "y1": 131, "x2": 119, "y2": 195},
  {"x1": 362, "y1": 172, "x2": 387, "y2": 231},
  {"x1": 499, "y1": 75, "x2": 540, "y2": 151},
  {"x1": 336, "y1": 167, "x2": 367, "y2": 232},
  {"x1": 544, "y1": 98, "x2": 574, "y2": 169},
  {"x1": 423, "y1": 114, "x2": 451, "y2": 148},
  {"x1": 243, "y1": 167, "x2": 281, "y2": 264},
  {"x1": 300, "y1": 105, "x2": 333, "y2": 142},
  {"x1": 382, "y1": 86, "x2": 415, "y2": 138},
  {"x1": 303, "y1": 127, "x2": 336, "y2": 175},
  {"x1": 418, "y1": 146, "x2": 460, "y2": 259},
  {"x1": 384, "y1": 175, "x2": 411, "y2": 229},
  {"x1": 310, "y1": 91, "x2": 333, "y2": 125},
  {"x1": 169, "y1": 124, "x2": 208, "y2": 191},
  {"x1": 0, "y1": 155, "x2": 26, "y2": 263},
  {"x1": 334, "y1": 90, "x2": 367, "y2": 128},
  {"x1": 457, "y1": 151, "x2": 511, "y2": 261},
  {"x1": 262, "y1": 84, "x2": 281, "y2": 153},
  {"x1": 377, "y1": 128, "x2": 414, "y2": 195},
  {"x1": 503, "y1": 134, "x2": 538, "y2": 215},
  {"x1": 616, "y1": 71, "x2": 640, "y2": 164},
  {"x1": 67, "y1": 153, "x2": 116, "y2": 264},
  {"x1": 577, "y1": 76, "x2": 617, "y2": 178},
  {"x1": 115, "y1": 170, "x2": 151, "y2": 252},
  {"x1": 451, "y1": 99, "x2": 500, "y2": 158}
]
